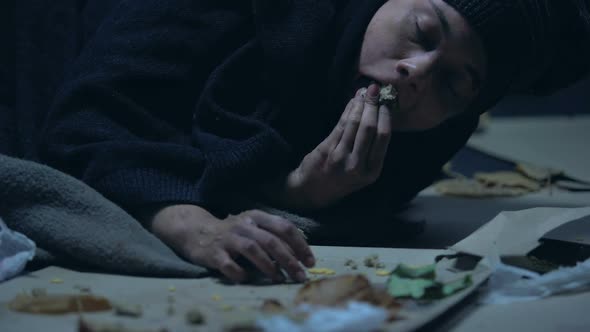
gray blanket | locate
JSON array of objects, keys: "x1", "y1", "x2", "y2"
[
  {"x1": 0, "y1": 154, "x2": 327, "y2": 277},
  {"x1": 0, "y1": 154, "x2": 208, "y2": 277}
]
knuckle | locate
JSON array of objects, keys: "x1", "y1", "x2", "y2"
[
  {"x1": 262, "y1": 236, "x2": 279, "y2": 250},
  {"x1": 329, "y1": 151, "x2": 346, "y2": 165},
  {"x1": 241, "y1": 240, "x2": 257, "y2": 254},
  {"x1": 362, "y1": 124, "x2": 378, "y2": 135},
  {"x1": 345, "y1": 158, "x2": 363, "y2": 176}
]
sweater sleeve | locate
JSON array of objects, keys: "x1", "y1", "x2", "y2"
[{"x1": 41, "y1": 0, "x2": 258, "y2": 213}]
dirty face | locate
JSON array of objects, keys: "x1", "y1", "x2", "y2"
[{"x1": 357, "y1": 0, "x2": 487, "y2": 131}]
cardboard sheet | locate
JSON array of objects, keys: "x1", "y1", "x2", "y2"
[{"x1": 0, "y1": 247, "x2": 489, "y2": 332}]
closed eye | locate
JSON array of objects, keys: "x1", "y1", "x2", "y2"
[{"x1": 414, "y1": 15, "x2": 435, "y2": 51}]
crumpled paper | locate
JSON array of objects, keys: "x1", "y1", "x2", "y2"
[
  {"x1": 256, "y1": 301, "x2": 388, "y2": 332},
  {"x1": 0, "y1": 218, "x2": 36, "y2": 282},
  {"x1": 481, "y1": 258, "x2": 590, "y2": 305}
]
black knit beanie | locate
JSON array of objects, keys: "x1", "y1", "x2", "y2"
[{"x1": 442, "y1": 0, "x2": 590, "y2": 113}]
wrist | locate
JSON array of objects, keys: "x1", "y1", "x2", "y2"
[{"x1": 149, "y1": 204, "x2": 218, "y2": 256}]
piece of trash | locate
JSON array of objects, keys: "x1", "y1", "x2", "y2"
[
  {"x1": 114, "y1": 303, "x2": 143, "y2": 317},
  {"x1": 167, "y1": 286, "x2": 176, "y2": 292},
  {"x1": 257, "y1": 301, "x2": 389, "y2": 332},
  {"x1": 51, "y1": 278, "x2": 64, "y2": 284},
  {"x1": 481, "y1": 258, "x2": 590, "y2": 305},
  {"x1": 211, "y1": 295, "x2": 222, "y2": 301},
  {"x1": 185, "y1": 307, "x2": 205, "y2": 325},
  {"x1": 307, "y1": 268, "x2": 336, "y2": 275},
  {"x1": 0, "y1": 218, "x2": 36, "y2": 282}
]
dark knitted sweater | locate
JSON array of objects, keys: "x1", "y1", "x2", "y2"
[{"x1": 36, "y1": 0, "x2": 478, "y2": 216}]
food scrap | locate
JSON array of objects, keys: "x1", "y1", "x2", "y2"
[
  {"x1": 114, "y1": 303, "x2": 143, "y2": 318},
  {"x1": 167, "y1": 304, "x2": 175, "y2": 316},
  {"x1": 50, "y1": 278, "x2": 64, "y2": 284},
  {"x1": 9, "y1": 293, "x2": 112, "y2": 314},
  {"x1": 260, "y1": 299, "x2": 286, "y2": 314},
  {"x1": 387, "y1": 263, "x2": 472, "y2": 299},
  {"x1": 78, "y1": 318, "x2": 167, "y2": 332},
  {"x1": 344, "y1": 259, "x2": 358, "y2": 270},
  {"x1": 74, "y1": 285, "x2": 92, "y2": 293},
  {"x1": 474, "y1": 171, "x2": 541, "y2": 191},
  {"x1": 211, "y1": 295, "x2": 222, "y2": 301},
  {"x1": 220, "y1": 304, "x2": 235, "y2": 312},
  {"x1": 185, "y1": 307, "x2": 205, "y2": 325},
  {"x1": 435, "y1": 178, "x2": 529, "y2": 197},
  {"x1": 375, "y1": 269, "x2": 391, "y2": 277},
  {"x1": 31, "y1": 288, "x2": 47, "y2": 297},
  {"x1": 167, "y1": 285, "x2": 176, "y2": 292},
  {"x1": 295, "y1": 274, "x2": 400, "y2": 321},
  {"x1": 307, "y1": 268, "x2": 336, "y2": 275},
  {"x1": 363, "y1": 254, "x2": 384, "y2": 269}
]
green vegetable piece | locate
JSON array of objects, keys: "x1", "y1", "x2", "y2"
[
  {"x1": 441, "y1": 275, "x2": 472, "y2": 296},
  {"x1": 388, "y1": 275, "x2": 436, "y2": 299},
  {"x1": 392, "y1": 263, "x2": 436, "y2": 279}
]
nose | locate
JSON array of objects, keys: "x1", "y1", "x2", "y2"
[{"x1": 395, "y1": 53, "x2": 437, "y2": 102}]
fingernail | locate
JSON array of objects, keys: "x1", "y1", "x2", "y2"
[
  {"x1": 367, "y1": 84, "x2": 380, "y2": 98},
  {"x1": 306, "y1": 256, "x2": 316, "y2": 267},
  {"x1": 296, "y1": 271, "x2": 307, "y2": 283},
  {"x1": 355, "y1": 88, "x2": 364, "y2": 97}
]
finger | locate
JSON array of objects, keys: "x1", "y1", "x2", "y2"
[
  {"x1": 368, "y1": 104, "x2": 392, "y2": 173},
  {"x1": 227, "y1": 234, "x2": 282, "y2": 282},
  {"x1": 237, "y1": 224, "x2": 306, "y2": 283},
  {"x1": 316, "y1": 97, "x2": 355, "y2": 153},
  {"x1": 247, "y1": 210, "x2": 315, "y2": 268},
  {"x1": 352, "y1": 84, "x2": 380, "y2": 168},
  {"x1": 211, "y1": 250, "x2": 247, "y2": 283},
  {"x1": 333, "y1": 91, "x2": 365, "y2": 154}
]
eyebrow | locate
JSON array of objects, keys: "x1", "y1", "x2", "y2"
[{"x1": 428, "y1": 0, "x2": 451, "y2": 36}]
